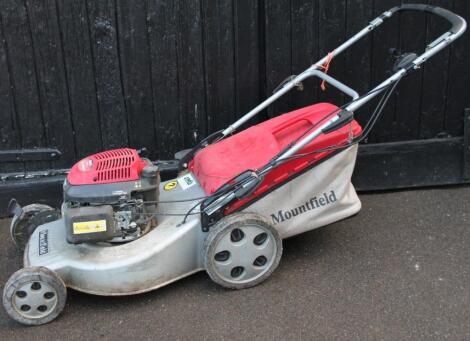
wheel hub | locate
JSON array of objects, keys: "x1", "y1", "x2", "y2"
[
  {"x1": 212, "y1": 224, "x2": 277, "y2": 284},
  {"x1": 12, "y1": 281, "x2": 58, "y2": 319}
]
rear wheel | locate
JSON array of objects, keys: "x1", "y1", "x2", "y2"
[
  {"x1": 203, "y1": 213, "x2": 282, "y2": 289},
  {"x1": 3, "y1": 267, "x2": 67, "y2": 325},
  {"x1": 10, "y1": 204, "x2": 60, "y2": 250}
]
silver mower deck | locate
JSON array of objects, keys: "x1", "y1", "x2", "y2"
[{"x1": 24, "y1": 177, "x2": 206, "y2": 296}]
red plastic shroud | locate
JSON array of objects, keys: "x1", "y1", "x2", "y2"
[
  {"x1": 190, "y1": 103, "x2": 362, "y2": 214},
  {"x1": 67, "y1": 148, "x2": 147, "y2": 185}
]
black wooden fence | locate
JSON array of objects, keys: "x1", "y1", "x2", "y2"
[{"x1": 0, "y1": 0, "x2": 469, "y2": 212}]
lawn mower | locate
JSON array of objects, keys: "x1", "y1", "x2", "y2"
[{"x1": 3, "y1": 4, "x2": 466, "y2": 325}]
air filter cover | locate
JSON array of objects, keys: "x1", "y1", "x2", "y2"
[{"x1": 67, "y1": 148, "x2": 147, "y2": 185}]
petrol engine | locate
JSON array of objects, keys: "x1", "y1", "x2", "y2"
[{"x1": 63, "y1": 148, "x2": 160, "y2": 244}]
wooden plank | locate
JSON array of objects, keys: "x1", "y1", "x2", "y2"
[
  {"x1": 25, "y1": 0, "x2": 76, "y2": 168},
  {"x1": 202, "y1": 0, "x2": 236, "y2": 132},
  {"x1": 264, "y1": 0, "x2": 291, "y2": 118},
  {"x1": 419, "y1": 0, "x2": 453, "y2": 139},
  {"x1": 290, "y1": 0, "x2": 319, "y2": 109},
  {"x1": 354, "y1": 137, "x2": 465, "y2": 190},
  {"x1": 445, "y1": 0, "x2": 470, "y2": 137},
  {"x1": 0, "y1": 175, "x2": 64, "y2": 217},
  {"x1": 147, "y1": 0, "x2": 182, "y2": 159},
  {"x1": 233, "y1": 0, "x2": 262, "y2": 125},
  {"x1": 56, "y1": 0, "x2": 103, "y2": 159},
  {"x1": 392, "y1": 0, "x2": 427, "y2": 142},
  {"x1": 0, "y1": 0, "x2": 48, "y2": 171},
  {"x1": 344, "y1": 0, "x2": 373, "y2": 127},
  {"x1": 0, "y1": 148, "x2": 60, "y2": 162},
  {"x1": 318, "y1": 0, "x2": 347, "y2": 106},
  {"x1": 463, "y1": 108, "x2": 470, "y2": 180},
  {"x1": 257, "y1": 0, "x2": 267, "y2": 122},
  {"x1": 86, "y1": 0, "x2": 129, "y2": 150},
  {"x1": 115, "y1": 0, "x2": 157, "y2": 159},
  {"x1": 175, "y1": 0, "x2": 207, "y2": 147},
  {"x1": 368, "y1": 0, "x2": 401, "y2": 143},
  {"x1": 0, "y1": 16, "x2": 20, "y2": 172}
]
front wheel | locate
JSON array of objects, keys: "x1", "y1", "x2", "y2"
[
  {"x1": 3, "y1": 267, "x2": 67, "y2": 325},
  {"x1": 203, "y1": 213, "x2": 282, "y2": 290}
]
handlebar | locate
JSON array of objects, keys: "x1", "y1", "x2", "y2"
[
  {"x1": 388, "y1": 4, "x2": 466, "y2": 35},
  {"x1": 219, "y1": 4, "x2": 466, "y2": 137}
]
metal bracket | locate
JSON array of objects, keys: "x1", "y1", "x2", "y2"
[{"x1": 426, "y1": 32, "x2": 452, "y2": 50}]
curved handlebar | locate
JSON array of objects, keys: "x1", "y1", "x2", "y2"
[
  {"x1": 388, "y1": 4, "x2": 466, "y2": 35},
  {"x1": 210, "y1": 4, "x2": 466, "y2": 141}
]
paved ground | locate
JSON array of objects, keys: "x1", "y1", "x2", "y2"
[{"x1": 0, "y1": 187, "x2": 469, "y2": 340}]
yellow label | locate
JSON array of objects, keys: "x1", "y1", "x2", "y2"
[
  {"x1": 73, "y1": 220, "x2": 107, "y2": 234},
  {"x1": 164, "y1": 181, "x2": 178, "y2": 191}
]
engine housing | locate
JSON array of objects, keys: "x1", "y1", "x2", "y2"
[{"x1": 63, "y1": 148, "x2": 160, "y2": 244}]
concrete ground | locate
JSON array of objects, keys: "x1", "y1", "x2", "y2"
[{"x1": 0, "y1": 187, "x2": 469, "y2": 340}]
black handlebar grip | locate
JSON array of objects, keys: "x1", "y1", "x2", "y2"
[
  {"x1": 389, "y1": 4, "x2": 466, "y2": 34},
  {"x1": 321, "y1": 110, "x2": 354, "y2": 134}
]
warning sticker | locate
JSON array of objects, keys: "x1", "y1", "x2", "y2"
[
  {"x1": 177, "y1": 173, "x2": 196, "y2": 190},
  {"x1": 164, "y1": 181, "x2": 178, "y2": 191},
  {"x1": 73, "y1": 220, "x2": 107, "y2": 234}
]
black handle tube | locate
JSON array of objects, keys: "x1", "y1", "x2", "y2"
[{"x1": 388, "y1": 4, "x2": 466, "y2": 34}]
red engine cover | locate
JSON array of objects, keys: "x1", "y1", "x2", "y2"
[{"x1": 67, "y1": 148, "x2": 147, "y2": 185}]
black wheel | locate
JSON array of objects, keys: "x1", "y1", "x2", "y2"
[
  {"x1": 203, "y1": 213, "x2": 282, "y2": 290},
  {"x1": 3, "y1": 267, "x2": 67, "y2": 325},
  {"x1": 10, "y1": 204, "x2": 60, "y2": 250}
]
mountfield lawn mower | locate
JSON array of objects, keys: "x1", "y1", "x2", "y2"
[{"x1": 3, "y1": 4, "x2": 466, "y2": 325}]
